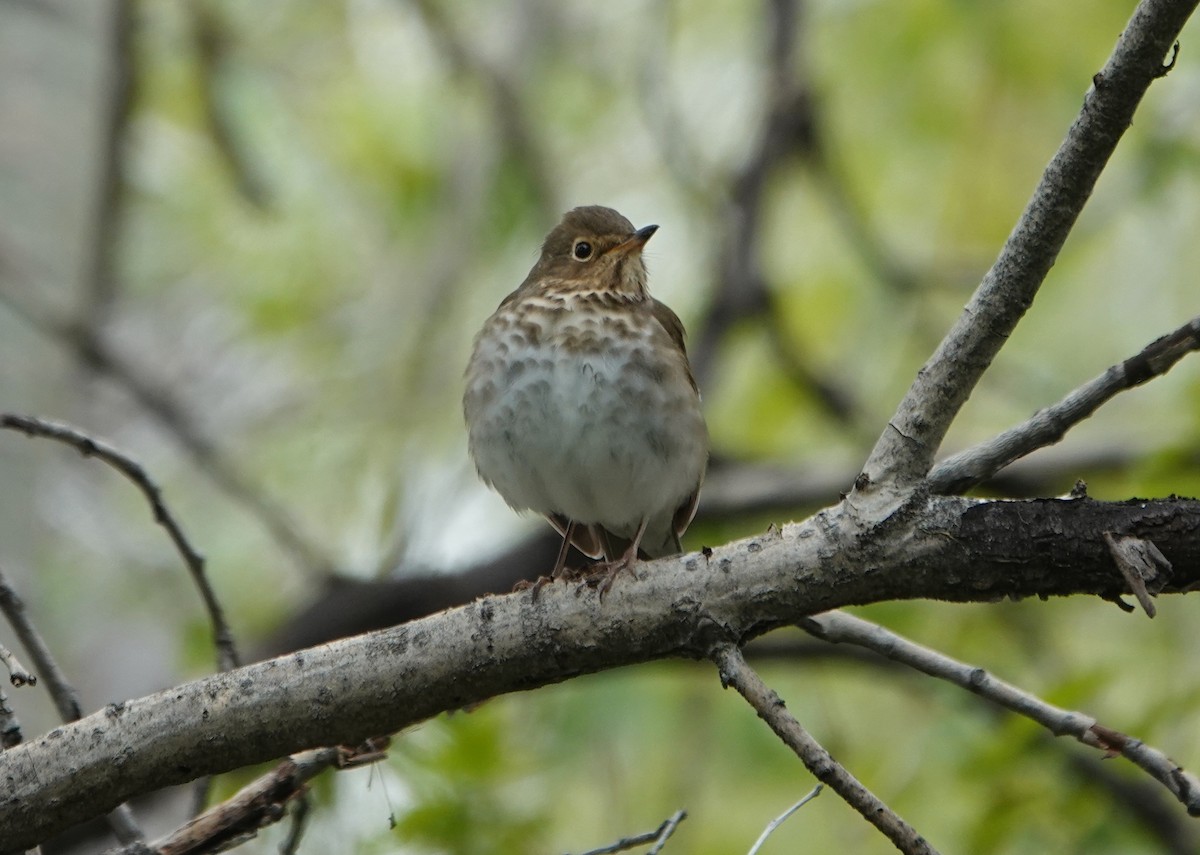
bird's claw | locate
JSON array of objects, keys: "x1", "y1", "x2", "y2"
[{"x1": 575, "y1": 555, "x2": 639, "y2": 599}]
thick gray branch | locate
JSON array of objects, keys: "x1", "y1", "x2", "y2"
[
  {"x1": 860, "y1": 0, "x2": 1197, "y2": 487},
  {"x1": 2, "y1": 495, "x2": 1199, "y2": 850}
]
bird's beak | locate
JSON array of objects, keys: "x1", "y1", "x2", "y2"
[{"x1": 614, "y1": 224, "x2": 659, "y2": 256}]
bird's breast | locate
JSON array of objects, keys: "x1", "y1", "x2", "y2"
[{"x1": 463, "y1": 296, "x2": 707, "y2": 529}]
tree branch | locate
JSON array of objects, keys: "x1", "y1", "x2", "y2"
[
  {"x1": 107, "y1": 746, "x2": 358, "y2": 855},
  {"x1": 712, "y1": 645, "x2": 938, "y2": 854},
  {"x1": 572, "y1": 809, "x2": 687, "y2": 855},
  {"x1": 189, "y1": 1, "x2": 273, "y2": 209},
  {"x1": 0, "y1": 643, "x2": 35, "y2": 689},
  {"x1": 929, "y1": 314, "x2": 1200, "y2": 493},
  {"x1": 2, "y1": 494, "x2": 1198, "y2": 849},
  {"x1": 408, "y1": 0, "x2": 556, "y2": 220},
  {"x1": 741, "y1": 631, "x2": 1200, "y2": 852},
  {"x1": 746, "y1": 785, "x2": 823, "y2": 855},
  {"x1": 0, "y1": 565, "x2": 145, "y2": 846},
  {"x1": 80, "y1": 0, "x2": 134, "y2": 327},
  {"x1": 0, "y1": 289, "x2": 339, "y2": 581},
  {"x1": 260, "y1": 437, "x2": 1180, "y2": 655},
  {"x1": 860, "y1": 0, "x2": 1197, "y2": 488},
  {"x1": 688, "y1": 0, "x2": 861, "y2": 427},
  {"x1": 0, "y1": 414, "x2": 240, "y2": 671},
  {"x1": 0, "y1": 564, "x2": 82, "y2": 722},
  {"x1": 801, "y1": 611, "x2": 1200, "y2": 815}
]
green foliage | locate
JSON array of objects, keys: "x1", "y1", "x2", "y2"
[
  {"x1": 5, "y1": 0, "x2": 1200, "y2": 852},
  {"x1": 387, "y1": 706, "x2": 549, "y2": 854}
]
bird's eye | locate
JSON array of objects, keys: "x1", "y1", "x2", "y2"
[{"x1": 572, "y1": 240, "x2": 593, "y2": 261}]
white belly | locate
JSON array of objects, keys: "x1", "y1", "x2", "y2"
[{"x1": 465, "y1": 325, "x2": 706, "y2": 541}]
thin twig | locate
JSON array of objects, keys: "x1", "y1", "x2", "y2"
[
  {"x1": 0, "y1": 642, "x2": 36, "y2": 687},
  {"x1": 930, "y1": 315, "x2": 1200, "y2": 494},
  {"x1": 743, "y1": 631, "x2": 1199, "y2": 852},
  {"x1": 80, "y1": 0, "x2": 134, "y2": 328},
  {"x1": 572, "y1": 809, "x2": 688, "y2": 855},
  {"x1": 407, "y1": 0, "x2": 555, "y2": 219},
  {"x1": 633, "y1": 3, "x2": 714, "y2": 204},
  {"x1": 105, "y1": 804, "x2": 144, "y2": 849},
  {"x1": 645, "y1": 809, "x2": 687, "y2": 855},
  {"x1": 189, "y1": 2, "x2": 273, "y2": 209},
  {"x1": 0, "y1": 288, "x2": 337, "y2": 582},
  {"x1": 697, "y1": 442, "x2": 1161, "y2": 519},
  {"x1": 1060, "y1": 746, "x2": 1200, "y2": 855},
  {"x1": 0, "y1": 564, "x2": 144, "y2": 844},
  {"x1": 402, "y1": 0, "x2": 559, "y2": 421},
  {"x1": 861, "y1": 0, "x2": 1198, "y2": 487},
  {"x1": 0, "y1": 413, "x2": 240, "y2": 671},
  {"x1": 711, "y1": 644, "x2": 940, "y2": 855},
  {"x1": 0, "y1": 565, "x2": 83, "y2": 721},
  {"x1": 277, "y1": 795, "x2": 310, "y2": 855},
  {"x1": 801, "y1": 610, "x2": 1200, "y2": 815},
  {"x1": 686, "y1": 0, "x2": 860, "y2": 428},
  {"x1": 747, "y1": 785, "x2": 823, "y2": 855},
  {"x1": 104, "y1": 747, "x2": 345, "y2": 855}
]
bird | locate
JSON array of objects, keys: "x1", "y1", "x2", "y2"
[{"x1": 463, "y1": 205, "x2": 709, "y2": 593}]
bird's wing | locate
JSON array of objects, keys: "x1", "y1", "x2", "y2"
[
  {"x1": 649, "y1": 298, "x2": 698, "y2": 393},
  {"x1": 671, "y1": 486, "x2": 701, "y2": 549}
]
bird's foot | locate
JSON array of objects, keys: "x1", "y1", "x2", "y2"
[
  {"x1": 578, "y1": 552, "x2": 639, "y2": 599},
  {"x1": 519, "y1": 564, "x2": 594, "y2": 601},
  {"x1": 513, "y1": 575, "x2": 553, "y2": 599}
]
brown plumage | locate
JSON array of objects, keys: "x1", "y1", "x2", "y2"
[{"x1": 463, "y1": 206, "x2": 708, "y2": 591}]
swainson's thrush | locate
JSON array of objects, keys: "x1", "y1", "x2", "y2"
[{"x1": 464, "y1": 206, "x2": 709, "y2": 592}]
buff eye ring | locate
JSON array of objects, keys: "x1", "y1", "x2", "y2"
[{"x1": 572, "y1": 240, "x2": 593, "y2": 261}]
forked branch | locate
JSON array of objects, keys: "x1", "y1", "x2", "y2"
[
  {"x1": 860, "y1": 0, "x2": 1198, "y2": 487},
  {"x1": 929, "y1": 314, "x2": 1200, "y2": 493}
]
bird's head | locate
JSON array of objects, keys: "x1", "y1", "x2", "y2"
[{"x1": 532, "y1": 205, "x2": 659, "y2": 297}]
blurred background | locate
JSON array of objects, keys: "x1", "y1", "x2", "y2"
[{"x1": 3, "y1": 0, "x2": 1200, "y2": 852}]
